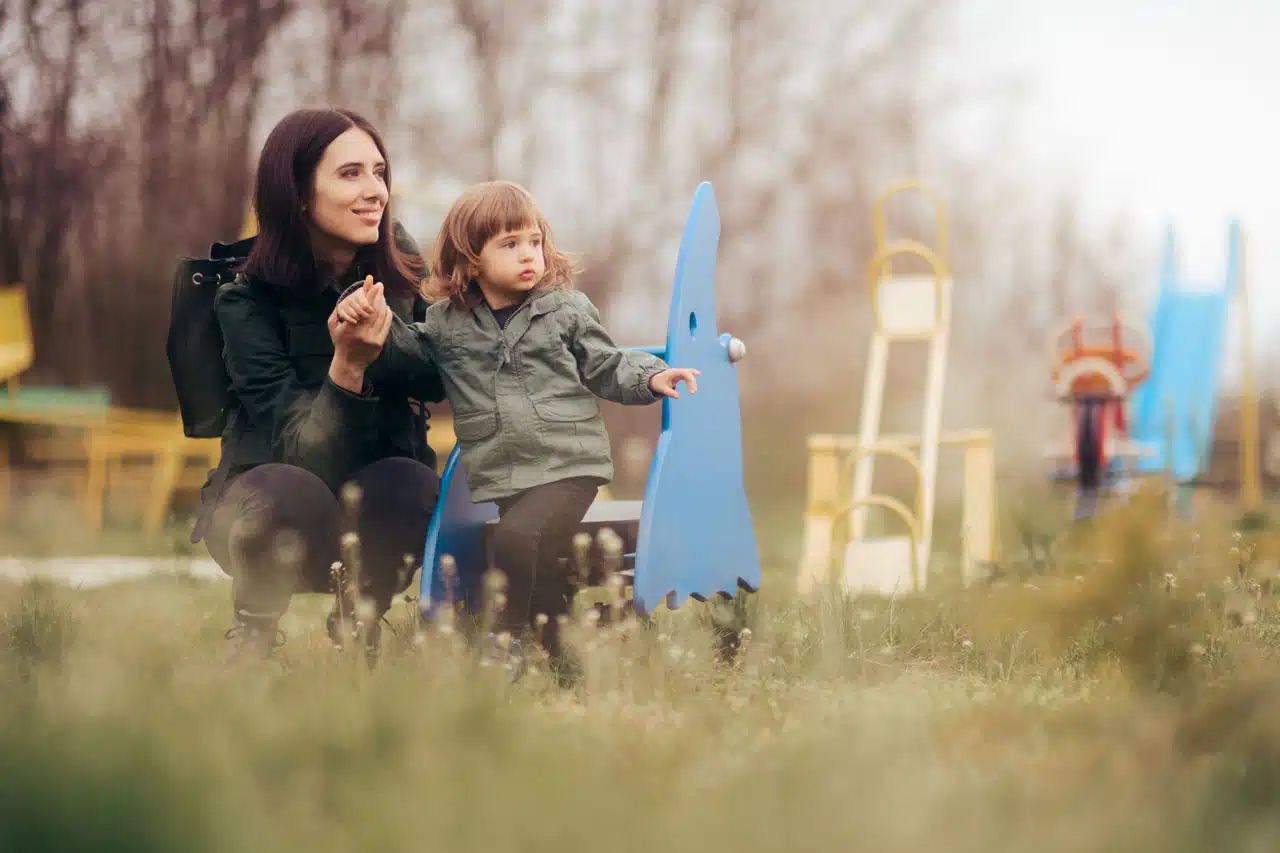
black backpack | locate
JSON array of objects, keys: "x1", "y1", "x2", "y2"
[{"x1": 167, "y1": 235, "x2": 256, "y2": 439}]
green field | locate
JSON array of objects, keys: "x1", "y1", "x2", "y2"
[{"x1": 4, "y1": 486, "x2": 1280, "y2": 852}]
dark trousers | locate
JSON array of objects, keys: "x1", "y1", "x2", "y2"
[
  {"x1": 204, "y1": 457, "x2": 441, "y2": 618},
  {"x1": 490, "y1": 476, "x2": 600, "y2": 656}
]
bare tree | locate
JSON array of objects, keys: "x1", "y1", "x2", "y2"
[
  {"x1": 396, "y1": 0, "x2": 964, "y2": 321},
  {"x1": 0, "y1": 0, "x2": 103, "y2": 372},
  {"x1": 1, "y1": 0, "x2": 1135, "y2": 479},
  {"x1": 317, "y1": 0, "x2": 409, "y2": 127},
  {"x1": 1, "y1": 0, "x2": 295, "y2": 401}
]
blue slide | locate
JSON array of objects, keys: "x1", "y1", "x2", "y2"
[{"x1": 1129, "y1": 221, "x2": 1238, "y2": 482}]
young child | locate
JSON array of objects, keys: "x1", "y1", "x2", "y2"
[{"x1": 335, "y1": 180, "x2": 698, "y2": 681}]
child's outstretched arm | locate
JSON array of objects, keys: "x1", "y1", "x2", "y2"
[
  {"x1": 565, "y1": 291, "x2": 699, "y2": 404},
  {"x1": 336, "y1": 278, "x2": 444, "y2": 402}
]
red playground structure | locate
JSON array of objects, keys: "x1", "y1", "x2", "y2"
[{"x1": 1049, "y1": 314, "x2": 1154, "y2": 518}]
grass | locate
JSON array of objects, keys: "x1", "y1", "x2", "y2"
[{"x1": 4, "y1": 483, "x2": 1280, "y2": 851}]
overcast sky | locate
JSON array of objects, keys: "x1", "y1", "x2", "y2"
[{"x1": 954, "y1": 0, "x2": 1280, "y2": 388}]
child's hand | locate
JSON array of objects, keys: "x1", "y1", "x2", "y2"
[
  {"x1": 336, "y1": 275, "x2": 383, "y2": 324},
  {"x1": 648, "y1": 368, "x2": 700, "y2": 398}
]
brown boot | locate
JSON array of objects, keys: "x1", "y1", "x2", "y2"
[{"x1": 224, "y1": 609, "x2": 284, "y2": 663}]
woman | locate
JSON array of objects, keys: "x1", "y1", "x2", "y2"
[{"x1": 198, "y1": 107, "x2": 444, "y2": 664}]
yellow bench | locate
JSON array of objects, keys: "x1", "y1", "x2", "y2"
[
  {"x1": 83, "y1": 416, "x2": 220, "y2": 533},
  {"x1": 0, "y1": 283, "x2": 218, "y2": 530},
  {"x1": 0, "y1": 403, "x2": 217, "y2": 532},
  {"x1": 0, "y1": 285, "x2": 34, "y2": 396}
]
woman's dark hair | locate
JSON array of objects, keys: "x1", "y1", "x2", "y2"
[{"x1": 242, "y1": 107, "x2": 423, "y2": 298}]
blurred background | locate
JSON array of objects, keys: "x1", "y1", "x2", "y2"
[{"x1": 1, "y1": 0, "x2": 1277, "y2": 566}]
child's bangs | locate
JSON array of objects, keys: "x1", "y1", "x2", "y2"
[{"x1": 471, "y1": 186, "x2": 541, "y2": 248}]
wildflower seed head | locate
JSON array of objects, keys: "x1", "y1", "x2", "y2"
[
  {"x1": 484, "y1": 569, "x2": 508, "y2": 594},
  {"x1": 596, "y1": 525, "x2": 622, "y2": 552},
  {"x1": 341, "y1": 482, "x2": 363, "y2": 512}
]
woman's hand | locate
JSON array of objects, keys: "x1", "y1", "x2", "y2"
[{"x1": 327, "y1": 276, "x2": 392, "y2": 393}]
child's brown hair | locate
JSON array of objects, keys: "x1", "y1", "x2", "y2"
[{"x1": 426, "y1": 180, "x2": 578, "y2": 307}]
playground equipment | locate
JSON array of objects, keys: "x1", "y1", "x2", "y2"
[
  {"x1": 1129, "y1": 222, "x2": 1238, "y2": 484},
  {"x1": 0, "y1": 285, "x2": 35, "y2": 397},
  {"x1": 798, "y1": 181, "x2": 999, "y2": 597},
  {"x1": 1046, "y1": 220, "x2": 1264, "y2": 520},
  {"x1": 418, "y1": 182, "x2": 760, "y2": 620},
  {"x1": 1236, "y1": 227, "x2": 1263, "y2": 517},
  {"x1": 1047, "y1": 314, "x2": 1154, "y2": 518},
  {"x1": 0, "y1": 281, "x2": 217, "y2": 530}
]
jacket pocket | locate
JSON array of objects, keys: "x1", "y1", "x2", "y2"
[
  {"x1": 453, "y1": 410, "x2": 499, "y2": 441},
  {"x1": 532, "y1": 395, "x2": 599, "y2": 423}
]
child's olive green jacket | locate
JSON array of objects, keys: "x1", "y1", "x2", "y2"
[{"x1": 369, "y1": 286, "x2": 667, "y2": 502}]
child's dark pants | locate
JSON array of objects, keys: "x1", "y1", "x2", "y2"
[
  {"x1": 203, "y1": 457, "x2": 441, "y2": 619},
  {"x1": 490, "y1": 476, "x2": 601, "y2": 658}
]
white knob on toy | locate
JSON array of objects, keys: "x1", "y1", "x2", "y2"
[{"x1": 727, "y1": 336, "x2": 747, "y2": 363}]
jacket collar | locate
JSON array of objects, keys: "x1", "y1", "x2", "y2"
[{"x1": 467, "y1": 286, "x2": 566, "y2": 343}]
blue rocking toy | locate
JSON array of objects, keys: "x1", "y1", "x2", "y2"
[{"x1": 418, "y1": 182, "x2": 761, "y2": 619}]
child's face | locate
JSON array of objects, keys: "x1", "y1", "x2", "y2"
[{"x1": 473, "y1": 223, "x2": 546, "y2": 307}]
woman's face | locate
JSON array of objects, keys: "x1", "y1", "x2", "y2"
[{"x1": 306, "y1": 127, "x2": 389, "y2": 263}]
